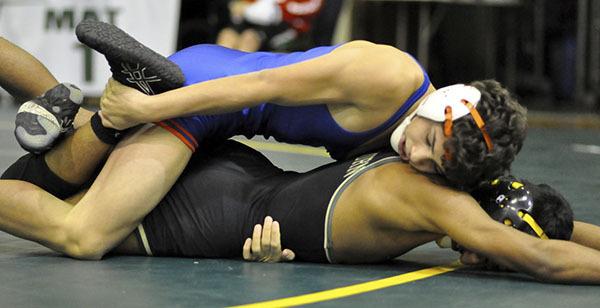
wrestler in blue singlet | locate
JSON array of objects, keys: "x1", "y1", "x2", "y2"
[{"x1": 159, "y1": 45, "x2": 430, "y2": 159}]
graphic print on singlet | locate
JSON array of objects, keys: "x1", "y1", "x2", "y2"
[{"x1": 343, "y1": 153, "x2": 377, "y2": 178}]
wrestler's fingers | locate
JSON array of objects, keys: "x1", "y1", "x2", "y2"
[
  {"x1": 271, "y1": 221, "x2": 282, "y2": 257},
  {"x1": 261, "y1": 216, "x2": 273, "y2": 254},
  {"x1": 251, "y1": 224, "x2": 262, "y2": 255},
  {"x1": 242, "y1": 238, "x2": 253, "y2": 261},
  {"x1": 281, "y1": 249, "x2": 296, "y2": 262}
]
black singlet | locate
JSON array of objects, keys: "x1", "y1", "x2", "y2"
[{"x1": 137, "y1": 140, "x2": 400, "y2": 262}]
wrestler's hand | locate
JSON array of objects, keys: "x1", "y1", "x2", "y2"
[
  {"x1": 460, "y1": 250, "x2": 510, "y2": 272},
  {"x1": 243, "y1": 216, "x2": 296, "y2": 263},
  {"x1": 100, "y1": 78, "x2": 148, "y2": 130}
]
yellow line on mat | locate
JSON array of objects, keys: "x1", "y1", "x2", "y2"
[
  {"x1": 235, "y1": 139, "x2": 330, "y2": 158},
  {"x1": 231, "y1": 262, "x2": 461, "y2": 308}
]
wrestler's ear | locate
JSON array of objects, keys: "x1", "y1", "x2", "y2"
[{"x1": 459, "y1": 250, "x2": 484, "y2": 266}]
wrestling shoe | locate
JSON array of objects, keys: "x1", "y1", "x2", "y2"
[
  {"x1": 14, "y1": 83, "x2": 83, "y2": 154},
  {"x1": 75, "y1": 19, "x2": 184, "y2": 95}
]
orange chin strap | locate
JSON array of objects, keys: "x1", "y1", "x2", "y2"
[
  {"x1": 443, "y1": 106, "x2": 453, "y2": 161},
  {"x1": 443, "y1": 100, "x2": 494, "y2": 161}
]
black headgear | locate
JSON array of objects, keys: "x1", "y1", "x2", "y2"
[
  {"x1": 475, "y1": 176, "x2": 548, "y2": 239},
  {"x1": 438, "y1": 176, "x2": 549, "y2": 251}
]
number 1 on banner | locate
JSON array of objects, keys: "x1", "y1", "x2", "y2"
[{"x1": 75, "y1": 43, "x2": 94, "y2": 83}]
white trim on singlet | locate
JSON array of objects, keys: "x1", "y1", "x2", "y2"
[
  {"x1": 323, "y1": 156, "x2": 402, "y2": 263},
  {"x1": 137, "y1": 224, "x2": 154, "y2": 256}
]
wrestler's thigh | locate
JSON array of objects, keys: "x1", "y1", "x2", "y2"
[{"x1": 64, "y1": 124, "x2": 192, "y2": 250}]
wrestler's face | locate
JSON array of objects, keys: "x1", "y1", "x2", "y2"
[{"x1": 398, "y1": 116, "x2": 446, "y2": 175}]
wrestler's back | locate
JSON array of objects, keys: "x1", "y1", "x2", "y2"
[{"x1": 330, "y1": 162, "x2": 442, "y2": 263}]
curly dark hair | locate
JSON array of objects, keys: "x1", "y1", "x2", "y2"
[{"x1": 442, "y1": 80, "x2": 527, "y2": 191}]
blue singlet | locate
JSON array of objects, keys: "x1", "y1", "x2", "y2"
[{"x1": 158, "y1": 44, "x2": 430, "y2": 159}]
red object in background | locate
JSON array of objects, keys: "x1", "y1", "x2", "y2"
[{"x1": 277, "y1": 0, "x2": 323, "y2": 33}]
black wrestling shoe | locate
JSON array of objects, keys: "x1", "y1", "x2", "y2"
[
  {"x1": 15, "y1": 83, "x2": 83, "y2": 154},
  {"x1": 75, "y1": 19, "x2": 184, "y2": 95}
]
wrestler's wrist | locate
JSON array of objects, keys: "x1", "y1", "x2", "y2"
[{"x1": 137, "y1": 95, "x2": 164, "y2": 123}]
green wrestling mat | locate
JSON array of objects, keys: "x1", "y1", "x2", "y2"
[{"x1": 1, "y1": 103, "x2": 599, "y2": 307}]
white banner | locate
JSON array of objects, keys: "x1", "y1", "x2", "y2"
[{"x1": 0, "y1": 0, "x2": 181, "y2": 96}]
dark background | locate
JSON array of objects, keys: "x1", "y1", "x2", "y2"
[{"x1": 176, "y1": 0, "x2": 594, "y2": 113}]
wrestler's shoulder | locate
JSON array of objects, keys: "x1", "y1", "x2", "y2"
[
  {"x1": 348, "y1": 162, "x2": 419, "y2": 214},
  {"x1": 334, "y1": 41, "x2": 424, "y2": 91},
  {"x1": 336, "y1": 41, "x2": 415, "y2": 61}
]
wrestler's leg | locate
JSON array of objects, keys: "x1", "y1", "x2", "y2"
[
  {"x1": 0, "y1": 35, "x2": 114, "y2": 177},
  {"x1": 0, "y1": 182, "x2": 133, "y2": 254},
  {"x1": 43, "y1": 109, "x2": 112, "y2": 185},
  {"x1": 3, "y1": 109, "x2": 119, "y2": 198},
  {"x1": 62, "y1": 190, "x2": 146, "y2": 256},
  {"x1": 0, "y1": 37, "x2": 58, "y2": 102},
  {"x1": 0, "y1": 187, "x2": 147, "y2": 257},
  {"x1": 0, "y1": 126, "x2": 190, "y2": 259},
  {"x1": 64, "y1": 125, "x2": 190, "y2": 259}
]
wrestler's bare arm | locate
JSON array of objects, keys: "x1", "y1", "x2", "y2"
[
  {"x1": 571, "y1": 221, "x2": 600, "y2": 251},
  {"x1": 0, "y1": 37, "x2": 58, "y2": 102},
  {"x1": 413, "y1": 184, "x2": 600, "y2": 284},
  {"x1": 0, "y1": 126, "x2": 191, "y2": 259},
  {"x1": 100, "y1": 41, "x2": 421, "y2": 129}
]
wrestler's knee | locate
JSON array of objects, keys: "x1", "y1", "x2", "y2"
[{"x1": 61, "y1": 223, "x2": 110, "y2": 260}]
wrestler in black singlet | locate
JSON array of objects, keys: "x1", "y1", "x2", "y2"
[
  {"x1": 136, "y1": 140, "x2": 400, "y2": 263},
  {"x1": 1, "y1": 139, "x2": 399, "y2": 262}
]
